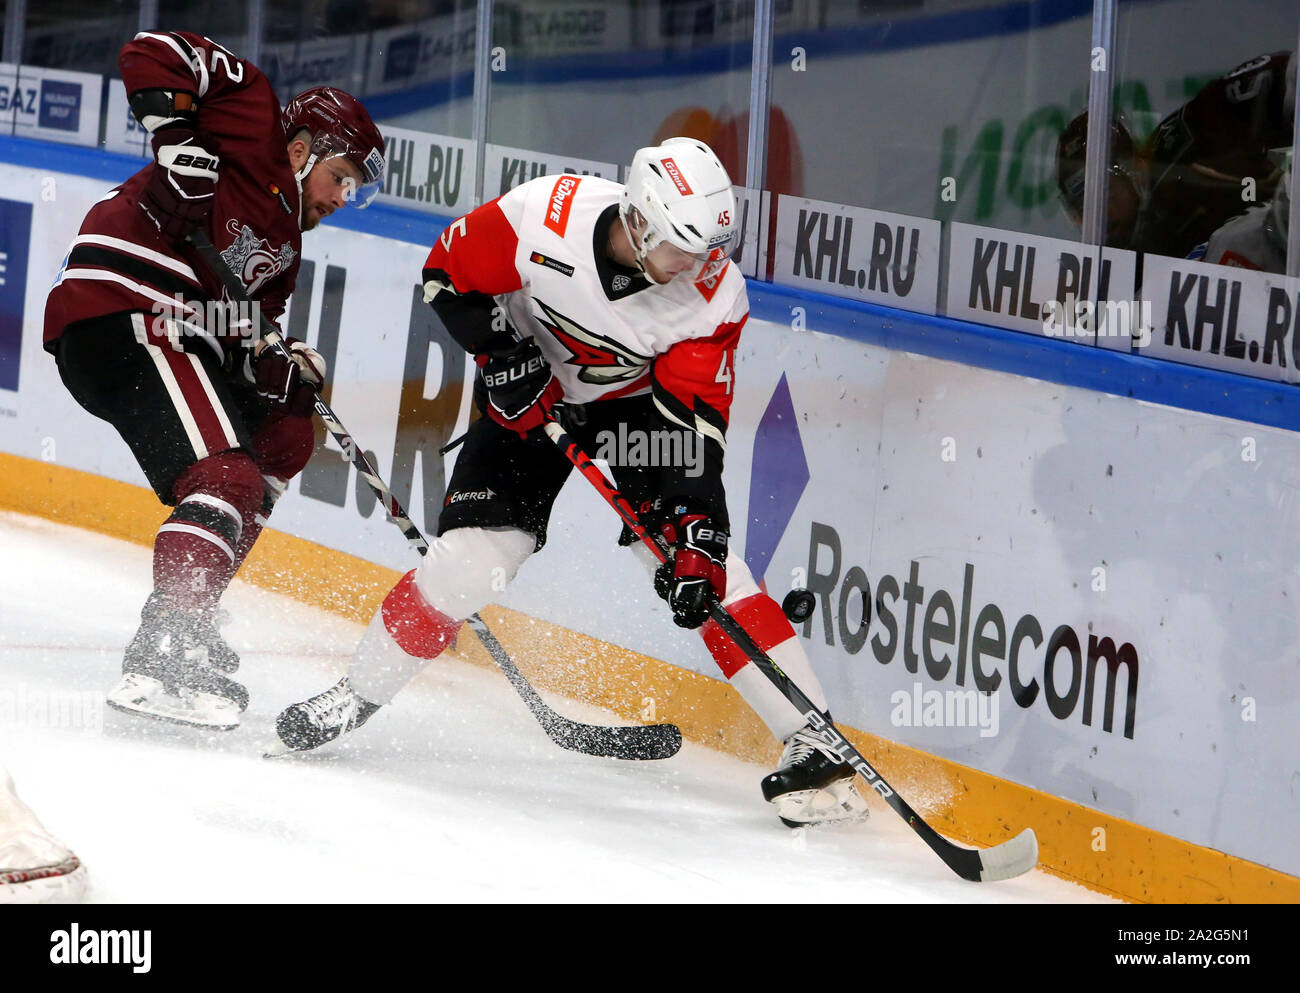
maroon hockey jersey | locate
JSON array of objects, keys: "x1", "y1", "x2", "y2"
[
  {"x1": 1139, "y1": 51, "x2": 1294, "y2": 258},
  {"x1": 45, "y1": 31, "x2": 302, "y2": 354}
]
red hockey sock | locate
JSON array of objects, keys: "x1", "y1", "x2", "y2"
[
  {"x1": 382, "y1": 570, "x2": 463, "y2": 660},
  {"x1": 700, "y1": 592, "x2": 795, "y2": 679}
]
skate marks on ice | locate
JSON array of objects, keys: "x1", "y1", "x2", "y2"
[{"x1": 0, "y1": 512, "x2": 1109, "y2": 902}]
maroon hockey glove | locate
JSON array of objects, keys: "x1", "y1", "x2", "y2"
[
  {"x1": 138, "y1": 130, "x2": 219, "y2": 241},
  {"x1": 248, "y1": 339, "x2": 327, "y2": 417},
  {"x1": 476, "y1": 338, "x2": 564, "y2": 437},
  {"x1": 656, "y1": 513, "x2": 728, "y2": 629}
]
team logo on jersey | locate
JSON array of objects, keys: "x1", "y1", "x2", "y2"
[
  {"x1": 533, "y1": 299, "x2": 651, "y2": 385},
  {"x1": 220, "y1": 222, "x2": 298, "y2": 297},
  {"x1": 694, "y1": 258, "x2": 729, "y2": 302},
  {"x1": 612, "y1": 274, "x2": 631, "y2": 292},
  {"x1": 529, "y1": 252, "x2": 574, "y2": 277}
]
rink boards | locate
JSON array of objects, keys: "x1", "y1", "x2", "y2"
[{"x1": 1, "y1": 155, "x2": 1298, "y2": 902}]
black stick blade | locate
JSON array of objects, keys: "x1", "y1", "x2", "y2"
[
  {"x1": 468, "y1": 614, "x2": 682, "y2": 761},
  {"x1": 553, "y1": 721, "x2": 683, "y2": 761}
]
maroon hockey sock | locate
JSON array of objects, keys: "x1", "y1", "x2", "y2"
[
  {"x1": 153, "y1": 452, "x2": 264, "y2": 613},
  {"x1": 207, "y1": 475, "x2": 280, "y2": 596},
  {"x1": 197, "y1": 413, "x2": 312, "y2": 596}
]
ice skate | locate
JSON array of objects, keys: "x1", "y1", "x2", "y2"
[
  {"x1": 107, "y1": 593, "x2": 249, "y2": 730},
  {"x1": 0, "y1": 770, "x2": 89, "y2": 904},
  {"x1": 268, "y1": 677, "x2": 380, "y2": 756},
  {"x1": 760, "y1": 725, "x2": 870, "y2": 828}
]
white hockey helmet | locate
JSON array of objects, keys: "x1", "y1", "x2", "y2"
[{"x1": 620, "y1": 137, "x2": 739, "y2": 282}]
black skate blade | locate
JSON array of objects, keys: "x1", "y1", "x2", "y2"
[{"x1": 554, "y1": 722, "x2": 683, "y2": 761}]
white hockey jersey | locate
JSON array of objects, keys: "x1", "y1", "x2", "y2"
[
  {"x1": 1191, "y1": 167, "x2": 1290, "y2": 275},
  {"x1": 421, "y1": 175, "x2": 748, "y2": 459}
]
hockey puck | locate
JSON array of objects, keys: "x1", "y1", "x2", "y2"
[{"x1": 782, "y1": 588, "x2": 816, "y2": 623}]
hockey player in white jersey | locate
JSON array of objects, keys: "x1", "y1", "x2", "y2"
[
  {"x1": 1190, "y1": 165, "x2": 1290, "y2": 273},
  {"x1": 272, "y1": 138, "x2": 866, "y2": 826},
  {"x1": 0, "y1": 766, "x2": 88, "y2": 903}
]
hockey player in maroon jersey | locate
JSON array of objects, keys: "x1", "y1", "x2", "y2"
[
  {"x1": 271, "y1": 137, "x2": 868, "y2": 827},
  {"x1": 43, "y1": 31, "x2": 385, "y2": 730},
  {"x1": 1057, "y1": 51, "x2": 1294, "y2": 259}
]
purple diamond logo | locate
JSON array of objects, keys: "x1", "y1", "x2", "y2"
[{"x1": 745, "y1": 373, "x2": 809, "y2": 582}]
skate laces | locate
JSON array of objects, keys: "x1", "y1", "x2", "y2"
[
  {"x1": 783, "y1": 726, "x2": 845, "y2": 767},
  {"x1": 302, "y1": 679, "x2": 360, "y2": 729}
]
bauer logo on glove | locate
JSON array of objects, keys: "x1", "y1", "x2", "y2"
[
  {"x1": 657, "y1": 511, "x2": 729, "y2": 629},
  {"x1": 476, "y1": 338, "x2": 564, "y2": 437}
]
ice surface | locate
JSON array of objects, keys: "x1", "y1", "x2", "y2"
[{"x1": 0, "y1": 511, "x2": 1111, "y2": 903}]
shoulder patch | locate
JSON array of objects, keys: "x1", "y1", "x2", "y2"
[
  {"x1": 694, "y1": 261, "x2": 731, "y2": 303},
  {"x1": 544, "y1": 175, "x2": 582, "y2": 236}
]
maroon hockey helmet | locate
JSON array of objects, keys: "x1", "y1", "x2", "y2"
[
  {"x1": 1056, "y1": 111, "x2": 1143, "y2": 227},
  {"x1": 283, "y1": 86, "x2": 386, "y2": 207}
]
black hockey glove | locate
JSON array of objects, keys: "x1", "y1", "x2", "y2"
[
  {"x1": 476, "y1": 338, "x2": 564, "y2": 437},
  {"x1": 139, "y1": 129, "x2": 219, "y2": 241},
  {"x1": 655, "y1": 511, "x2": 728, "y2": 629},
  {"x1": 246, "y1": 338, "x2": 327, "y2": 417}
]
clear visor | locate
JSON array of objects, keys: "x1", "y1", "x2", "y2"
[
  {"x1": 320, "y1": 152, "x2": 383, "y2": 209},
  {"x1": 646, "y1": 228, "x2": 738, "y2": 283},
  {"x1": 350, "y1": 178, "x2": 382, "y2": 209},
  {"x1": 311, "y1": 122, "x2": 385, "y2": 209}
]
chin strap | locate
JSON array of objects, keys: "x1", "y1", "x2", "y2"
[
  {"x1": 618, "y1": 207, "x2": 652, "y2": 277},
  {"x1": 292, "y1": 150, "x2": 319, "y2": 231}
]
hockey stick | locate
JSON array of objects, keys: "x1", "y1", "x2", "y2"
[
  {"x1": 186, "y1": 231, "x2": 680, "y2": 761},
  {"x1": 466, "y1": 616, "x2": 681, "y2": 760},
  {"x1": 542, "y1": 418, "x2": 1039, "y2": 882}
]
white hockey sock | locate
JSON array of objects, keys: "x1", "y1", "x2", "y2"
[
  {"x1": 723, "y1": 635, "x2": 829, "y2": 742},
  {"x1": 629, "y1": 543, "x2": 828, "y2": 743},
  {"x1": 347, "y1": 607, "x2": 436, "y2": 706},
  {"x1": 701, "y1": 553, "x2": 830, "y2": 742},
  {"x1": 348, "y1": 527, "x2": 535, "y2": 704}
]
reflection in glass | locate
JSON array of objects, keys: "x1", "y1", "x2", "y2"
[
  {"x1": 156, "y1": 1, "x2": 248, "y2": 55},
  {"x1": 486, "y1": 0, "x2": 753, "y2": 192},
  {"x1": 259, "y1": 1, "x2": 480, "y2": 138},
  {"x1": 1103, "y1": 0, "x2": 1296, "y2": 271},
  {"x1": 769, "y1": 1, "x2": 1093, "y2": 239},
  {"x1": 22, "y1": 0, "x2": 140, "y2": 77}
]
